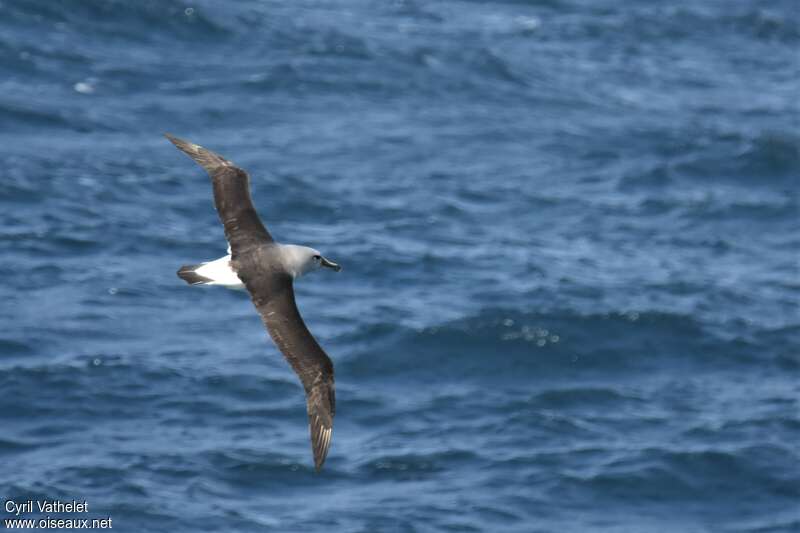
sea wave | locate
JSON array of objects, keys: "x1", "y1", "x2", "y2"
[{"x1": 342, "y1": 308, "x2": 789, "y2": 381}]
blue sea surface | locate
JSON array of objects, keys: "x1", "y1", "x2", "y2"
[{"x1": 1, "y1": 1, "x2": 799, "y2": 531}]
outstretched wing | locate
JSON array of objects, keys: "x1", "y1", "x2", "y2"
[
  {"x1": 168, "y1": 134, "x2": 335, "y2": 469},
  {"x1": 245, "y1": 274, "x2": 336, "y2": 471},
  {"x1": 165, "y1": 134, "x2": 273, "y2": 253}
]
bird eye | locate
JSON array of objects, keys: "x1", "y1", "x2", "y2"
[{"x1": 313, "y1": 255, "x2": 321, "y2": 261}]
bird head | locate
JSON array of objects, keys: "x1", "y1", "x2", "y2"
[{"x1": 282, "y1": 245, "x2": 341, "y2": 278}]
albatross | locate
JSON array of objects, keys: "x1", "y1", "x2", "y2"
[{"x1": 166, "y1": 134, "x2": 340, "y2": 471}]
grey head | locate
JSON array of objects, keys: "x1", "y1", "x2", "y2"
[{"x1": 279, "y1": 244, "x2": 341, "y2": 279}]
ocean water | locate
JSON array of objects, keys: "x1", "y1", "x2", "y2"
[{"x1": 1, "y1": 1, "x2": 798, "y2": 531}]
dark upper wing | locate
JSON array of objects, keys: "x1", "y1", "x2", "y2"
[
  {"x1": 165, "y1": 134, "x2": 273, "y2": 253},
  {"x1": 241, "y1": 269, "x2": 335, "y2": 471}
]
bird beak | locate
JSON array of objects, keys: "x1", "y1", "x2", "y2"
[{"x1": 320, "y1": 257, "x2": 341, "y2": 272}]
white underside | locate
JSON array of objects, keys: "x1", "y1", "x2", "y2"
[{"x1": 194, "y1": 255, "x2": 245, "y2": 289}]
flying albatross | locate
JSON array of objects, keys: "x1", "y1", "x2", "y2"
[{"x1": 166, "y1": 134, "x2": 340, "y2": 471}]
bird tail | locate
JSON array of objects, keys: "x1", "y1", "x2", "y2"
[{"x1": 177, "y1": 264, "x2": 212, "y2": 285}]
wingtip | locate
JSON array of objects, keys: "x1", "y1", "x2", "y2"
[
  {"x1": 311, "y1": 424, "x2": 332, "y2": 472},
  {"x1": 164, "y1": 133, "x2": 192, "y2": 153},
  {"x1": 164, "y1": 132, "x2": 190, "y2": 150},
  {"x1": 164, "y1": 133, "x2": 232, "y2": 172},
  {"x1": 306, "y1": 380, "x2": 335, "y2": 473}
]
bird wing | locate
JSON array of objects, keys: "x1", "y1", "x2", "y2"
[
  {"x1": 244, "y1": 273, "x2": 336, "y2": 471},
  {"x1": 168, "y1": 134, "x2": 335, "y2": 470},
  {"x1": 165, "y1": 134, "x2": 274, "y2": 253}
]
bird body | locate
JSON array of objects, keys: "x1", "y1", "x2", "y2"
[
  {"x1": 167, "y1": 134, "x2": 340, "y2": 471},
  {"x1": 177, "y1": 244, "x2": 337, "y2": 289}
]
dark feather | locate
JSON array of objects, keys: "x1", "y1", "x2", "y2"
[
  {"x1": 235, "y1": 265, "x2": 336, "y2": 471},
  {"x1": 165, "y1": 134, "x2": 274, "y2": 254},
  {"x1": 177, "y1": 264, "x2": 212, "y2": 285}
]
